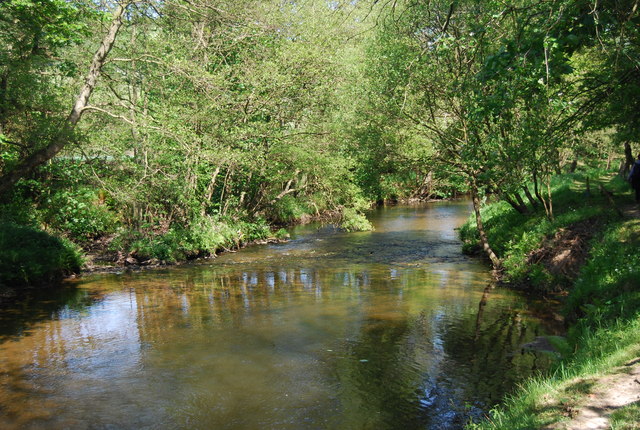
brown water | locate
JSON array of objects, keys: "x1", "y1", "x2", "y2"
[{"x1": 0, "y1": 202, "x2": 560, "y2": 429}]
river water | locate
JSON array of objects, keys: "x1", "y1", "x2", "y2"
[{"x1": 0, "y1": 202, "x2": 560, "y2": 429}]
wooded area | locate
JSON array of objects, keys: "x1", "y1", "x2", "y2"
[{"x1": 0, "y1": 0, "x2": 638, "y2": 273}]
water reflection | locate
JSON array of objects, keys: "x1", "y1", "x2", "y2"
[{"x1": 0, "y1": 202, "x2": 560, "y2": 429}]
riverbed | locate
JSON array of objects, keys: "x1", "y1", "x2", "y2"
[{"x1": 0, "y1": 201, "x2": 560, "y2": 429}]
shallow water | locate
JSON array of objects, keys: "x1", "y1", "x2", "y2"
[{"x1": 0, "y1": 202, "x2": 560, "y2": 429}]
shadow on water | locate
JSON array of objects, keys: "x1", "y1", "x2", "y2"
[{"x1": 0, "y1": 286, "x2": 102, "y2": 342}]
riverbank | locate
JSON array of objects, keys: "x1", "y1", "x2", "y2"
[
  {"x1": 463, "y1": 169, "x2": 640, "y2": 429},
  {"x1": 0, "y1": 203, "x2": 375, "y2": 294}
]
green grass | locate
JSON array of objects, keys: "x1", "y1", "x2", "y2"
[
  {"x1": 566, "y1": 218, "x2": 640, "y2": 322},
  {"x1": 468, "y1": 317, "x2": 640, "y2": 429},
  {"x1": 464, "y1": 169, "x2": 640, "y2": 429}
]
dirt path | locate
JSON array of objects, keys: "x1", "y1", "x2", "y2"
[{"x1": 547, "y1": 359, "x2": 640, "y2": 429}]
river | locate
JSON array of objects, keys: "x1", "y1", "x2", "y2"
[{"x1": 0, "y1": 201, "x2": 561, "y2": 429}]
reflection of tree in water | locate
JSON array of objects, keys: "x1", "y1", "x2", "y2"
[
  {"x1": 0, "y1": 285, "x2": 100, "y2": 342},
  {"x1": 324, "y1": 269, "x2": 479, "y2": 430},
  {"x1": 324, "y1": 282, "x2": 556, "y2": 430},
  {"x1": 112, "y1": 265, "x2": 545, "y2": 429},
  {"x1": 432, "y1": 286, "x2": 553, "y2": 423},
  {"x1": 328, "y1": 287, "x2": 427, "y2": 430},
  {"x1": 0, "y1": 261, "x2": 555, "y2": 429}
]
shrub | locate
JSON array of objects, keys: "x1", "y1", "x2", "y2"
[
  {"x1": 269, "y1": 195, "x2": 310, "y2": 223},
  {"x1": 113, "y1": 216, "x2": 274, "y2": 263},
  {"x1": 239, "y1": 218, "x2": 271, "y2": 242},
  {"x1": 0, "y1": 223, "x2": 83, "y2": 287},
  {"x1": 274, "y1": 228, "x2": 290, "y2": 239},
  {"x1": 42, "y1": 187, "x2": 116, "y2": 240},
  {"x1": 340, "y1": 208, "x2": 373, "y2": 232}
]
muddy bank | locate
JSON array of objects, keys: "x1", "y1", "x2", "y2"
[{"x1": 526, "y1": 217, "x2": 600, "y2": 286}]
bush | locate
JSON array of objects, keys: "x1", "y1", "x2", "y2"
[
  {"x1": 42, "y1": 187, "x2": 116, "y2": 240},
  {"x1": 0, "y1": 223, "x2": 83, "y2": 287},
  {"x1": 239, "y1": 218, "x2": 271, "y2": 242},
  {"x1": 269, "y1": 195, "x2": 310, "y2": 223},
  {"x1": 340, "y1": 208, "x2": 373, "y2": 232},
  {"x1": 274, "y1": 228, "x2": 290, "y2": 239}
]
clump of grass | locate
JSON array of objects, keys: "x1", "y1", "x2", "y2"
[{"x1": 610, "y1": 402, "x2": 640, "y2": 430}]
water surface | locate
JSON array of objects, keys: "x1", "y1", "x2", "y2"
[{"x1": 0, "y1": 202, "x2": 559, "y2": 429}]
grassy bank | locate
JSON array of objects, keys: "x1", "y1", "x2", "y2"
[{"x1": 462, "y1": 169, "x2": 640, "y2": 429}]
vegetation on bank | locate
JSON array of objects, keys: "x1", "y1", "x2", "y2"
[
  {"x1": 0, "y1": 223, "x2": 82, "y2": 288},
  {"x1": 0, "y1": 1, "x2": 639, "y2": 425},
  {"x1": 462, "y1": 170, "x2": 640, "y2": 429}
]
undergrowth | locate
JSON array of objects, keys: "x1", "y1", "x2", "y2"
[{"x1": 111, "y1": 216, "x2": 273, "y2": 263}]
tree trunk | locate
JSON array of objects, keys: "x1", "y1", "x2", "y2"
[
  {"x1": 568, "y1": 159, "x2": 578, "y2": 173},
  {"x1": 0, "y1": 2, "x2": 130, "y2": 196},
  {"x1": 0, "y1": 72, "x2": 8, "y2": 134},
  {"x1": 545, "y1": 175, "x2": 554, "y2": 221},
  {"x1": 533, "y1": 170, "x2": 545, "y2": 207},
  {"x1": 619, "y1": 141, "x2": 634, "y2": 178},
  {"x1": 201, "y1": 165, "x2": 221, "y2": 217},
  {"x1": 471, "y1": 179, "x2": 502, "y2": 270},
  {"x1": 522, "y1": 186, "x2": 539, "y2": 208},
  {"x1": 504, "y1": 194, "x2": 527, "y2": 214},
  {"x1": 514, "y1": 192, "x2": 529, "y2": 213}
]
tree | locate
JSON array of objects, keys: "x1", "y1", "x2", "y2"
[{"x1": 0, "y1": 1, "x2": 131, "y2": 196}]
